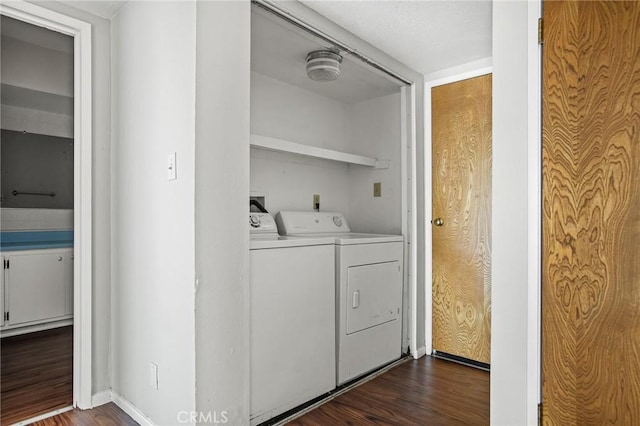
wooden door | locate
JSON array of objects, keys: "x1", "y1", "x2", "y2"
[
  {"x1": 432, "y1": 74, "x2": 492, "y2": 365},
  {"x1": 542, "y1": 1, "x2": 640, "y2": 424}
]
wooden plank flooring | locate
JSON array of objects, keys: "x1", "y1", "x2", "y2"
[
  {"x1": 1, "y1": 326, "x2": 73, "y2": 425},
  {"x1": 288, "y1": 356, "x2": 489, "y2": 425},
  {"x1": 31, "y1": 403, "x2": 138, "y2": 426},
  {"x1": 1, "y1": 341, "x2": 487, "y2": 425}
]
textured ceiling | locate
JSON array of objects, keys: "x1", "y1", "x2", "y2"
[
  {"x1": 301, "y1": 0, "x2": 492, "y2": 75},
  {"x1": 51, "y1": 0, "x2": 492, "y2": 76}
]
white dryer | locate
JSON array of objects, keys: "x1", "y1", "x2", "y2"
[{"x1": 277, "y1": 211, "x2": 404, "y2": 385}]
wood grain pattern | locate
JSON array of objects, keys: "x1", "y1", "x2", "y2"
[
  {"x1": 288, "y1": 356, "x2": 489, "y2": 425},
  {"x1": 31, "y1": 403, "x2": 138, "y2": 426},
  {"x1": 542, "y1": 1, "x2": 640, "y2": 424},
  {"x1": 431, "y1": 74, "x2": 492, "y2": 364},
  {"x1": 1, "y1": 326, "x2": 73, "y2": 425}
]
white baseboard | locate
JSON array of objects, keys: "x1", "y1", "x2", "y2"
[
  {"x1": 92, "y1": 390, "x2": 113, "y2": 407},
  {"x1": 412, "y1": 345, "x2": 427, "y2": 359},
  {"x1": 112, "y1": 391, "x2": 154, "y2": 426},
  {"x1": 13, "y1": 406, "x2": 73, "y2": 425}
]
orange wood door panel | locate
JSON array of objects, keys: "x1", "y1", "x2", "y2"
[
  {"x1": 432, "y1": 74, "x2": 492, "y2": 364},
  {"x1": 542, "y1": 1, "x2": 640, "y2": 424}
]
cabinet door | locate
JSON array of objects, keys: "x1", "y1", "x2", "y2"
[{"x1": 7, "y1": 250, "x2": 70, "y2": 325}]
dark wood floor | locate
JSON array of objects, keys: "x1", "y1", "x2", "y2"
[
  {"x1": 31, "y1": 403, "x2": 138, "y2": 426},
  {"x1": 2, "y1": 351, "x2": 488, "y2": 425},
  {"x1": 1, "y1": 326, "x2": 73, "y2": 425},
  {"x1": 288, "y1": 356, "x2": 490, "y2": 425}
]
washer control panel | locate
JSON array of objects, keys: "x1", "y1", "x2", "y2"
[{"x1": 249, "y1": 213, "x2": 278, "y2": 234}]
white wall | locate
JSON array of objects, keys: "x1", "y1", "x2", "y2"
[
  {"x1": 251, "y1": 72, "x2": 351, "y2": 150},
  {"x1": 1, "y1": 33, "x2": 74, "y2": 137},
  {"x1": 250, "y1": 71, "x2": 401, "y2": 233},
  {"x1": 0, "y1": 35, "x2": 73, "y2": 96},
  {"x1": 347, "y1": 92, "x2": 401, "y2": 234},
  {"x1": 30, "y1": 0, "x2": 113, "y2": 398},
  {"x1": 250, "y1": 149, "x2": 350, "y2": 214},
  {"x1": 111, "y1": 2, "x2": 196, "y2": 424},
  {"x1": 491, "y1": 1, "x2": 540, "y2": 425},
  {"x1": 250, "y1": 71, "x2": 352, "y2": 214},
  {"x1": 194, "y1": 2, "x2": 251, "y2": 424}
]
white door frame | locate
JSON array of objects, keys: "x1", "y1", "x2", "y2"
[
  {"x1": 423, "y1": 66, "x2": 492, "y2": 355},
  {"x1": 0, "y1": 1, "x2": 93, "y2": 409}
]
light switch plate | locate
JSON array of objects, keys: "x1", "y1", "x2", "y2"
[
  {"x1": 150, "y1": 362, "x2": 159, "y2": 390},
  {"x1": 168, "y1": 152, "x2": 177, "y2": 181}
]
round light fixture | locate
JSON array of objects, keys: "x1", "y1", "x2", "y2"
[{"x1": 306, "y1": 50, "x2": 343, "y2": 82}]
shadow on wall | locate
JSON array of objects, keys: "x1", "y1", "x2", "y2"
[{"x1": 1, "y1": 129, "x2": 74, "y2": 209}]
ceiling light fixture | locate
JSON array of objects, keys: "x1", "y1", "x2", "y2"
[{"x1": 306, "y1": 50, "x2": 343, "y2": 82}]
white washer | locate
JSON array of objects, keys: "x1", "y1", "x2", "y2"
[
  {"x1": 276, "y1": 211, "x2": 404, "y2": 385},
  {"x1": 249, "y1": 213, "x2": 336, "y2": 425}
]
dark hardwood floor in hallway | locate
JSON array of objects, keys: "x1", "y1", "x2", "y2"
[
  {"x1": 1, "y1": 326, "x2": 73, "y2": 425},
  {"x1": 8, "y1": 353, "x2": 488, "y2": 425},
  {"x1": 288, "y1": 356, "x2": 490, "y2": 425}
]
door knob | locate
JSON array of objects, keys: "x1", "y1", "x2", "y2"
[{"x1": 433, "y1": 218, "x2": 444, "y2": 227}]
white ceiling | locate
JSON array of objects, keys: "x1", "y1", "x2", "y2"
[
  {"x1": 301, "y1": 0, "x2": 492, "y2": 75},
  {"x1": 58, "y1": 1, "x2": 126, "y2": 19},
  {"x1": 50, "y1": 0, "x2": 492, "y2": 78}
]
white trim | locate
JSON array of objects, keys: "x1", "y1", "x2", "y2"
[
  {"x1": 426, "y1": 66, "x2": 493, "y2": 91},
  {"x1": 0, "y1": 0, "x2": 93, "y2": 410},
  {"x1": 112, "y1": 392, "x2": 155, "y2": 426},
  {"x1": 414, "y1": 345, "x2": 427, "y2": 359},
  {"x1": 12, "y1": 406, "x2": 74, "y2": 426},
  {"x1": 0, "y1": 319, "x2": 73, "y2": 338},
  {"x1": 401, "y1": 84, "x2": 418, "y2": 358},
  {"x1": 92, "y1": 390, "x2": 113, "y2": 408},
  {"x1": 400, "y1": 86, "x2": 409, "y2": 352},
  {"x1": 423, "y1": 65, "x2": 493, "y2": 357},
  {"x1": 423, "y1": 57, "x2": 492, "y2": 83},
  {"x1": 527, "y1": 1, "x2": 543, "y2": 423}
]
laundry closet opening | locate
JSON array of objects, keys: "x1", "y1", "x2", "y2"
[{"x1": 248, "y1": 3, "x2": 412, "y2": 425}]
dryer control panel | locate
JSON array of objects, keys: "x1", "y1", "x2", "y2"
[{"x1": 276, "y1": 211, "x2": 350, "y2": 235}]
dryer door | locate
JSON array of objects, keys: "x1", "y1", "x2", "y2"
[{"x1": 346, "y1": 261, "x2": 401, "y2": 335}]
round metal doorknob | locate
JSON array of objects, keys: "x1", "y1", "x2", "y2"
[{"x1": 433, "y1": 218, "x2": 444, "y2": 227}]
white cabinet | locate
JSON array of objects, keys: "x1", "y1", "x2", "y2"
[
  {"x1": 0, "y1": 256, "x2": 4, "y2": 328},
  {"x1": 1, "y1": 248, "x2": 73, "y2": 332}
]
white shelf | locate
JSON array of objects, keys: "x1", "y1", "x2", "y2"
[{"x1": 250, "y1": 134, "x2": 389, "y2": 169}]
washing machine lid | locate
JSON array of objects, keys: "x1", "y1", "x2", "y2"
[
  {"x1": 331, "y1": 233, "x2": 403, "y2": 245},
  {"x1": 250, "y1": 235, "x2": 335, "y2": 250}
]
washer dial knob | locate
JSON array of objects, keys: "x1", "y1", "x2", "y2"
[{"x1": 249, "y1": 214, "x2": 261, "y2": 228}]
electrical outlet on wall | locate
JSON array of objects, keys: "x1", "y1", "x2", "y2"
[{"x1": 373, "y1": 182, "x2": 382, "y2": 197}]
